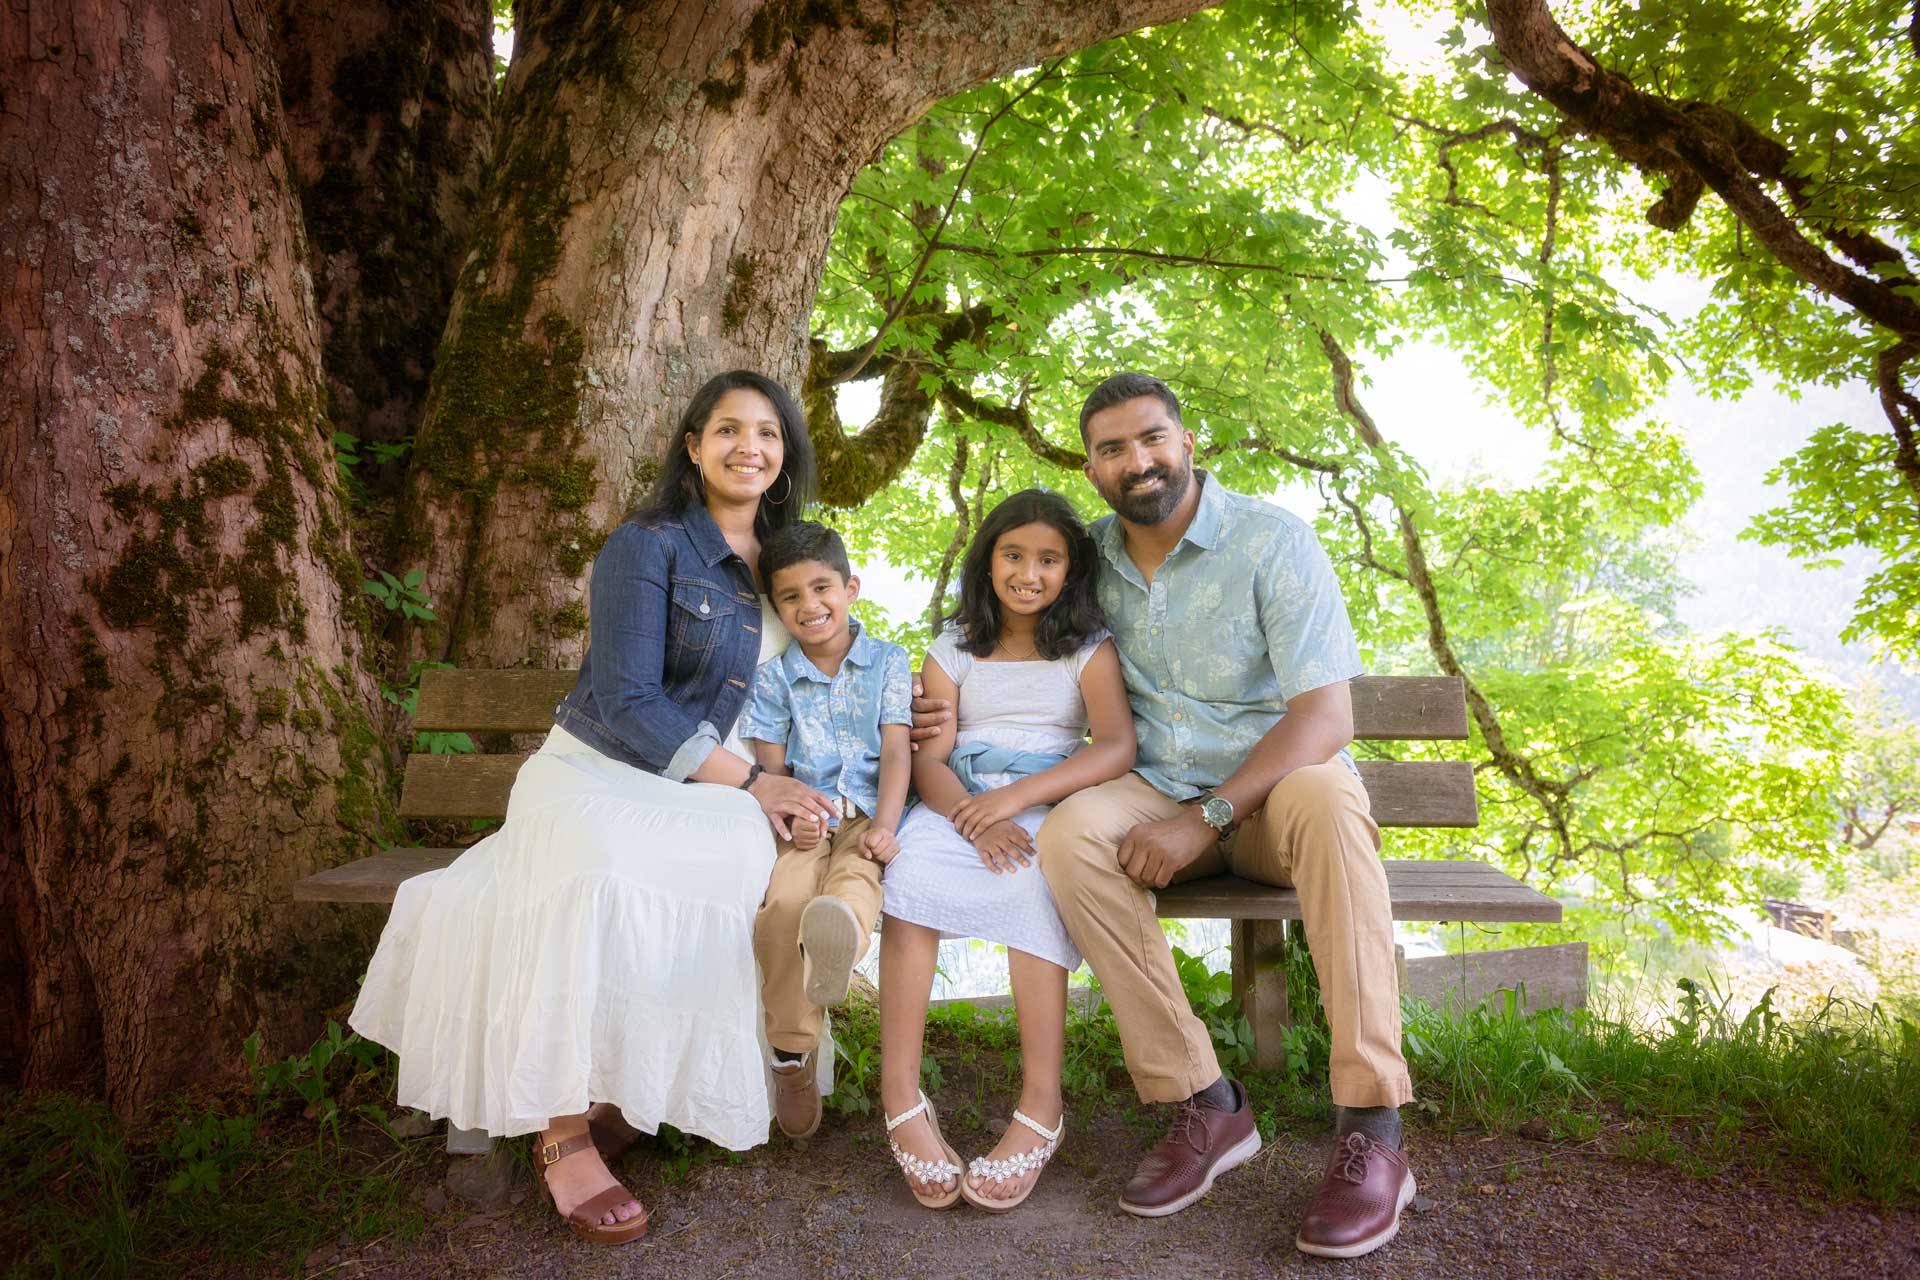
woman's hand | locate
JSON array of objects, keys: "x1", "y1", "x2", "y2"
[
  {"x1": 971, "y1": 820, "x2": 1035, "y2": 875},
  {"x1": 748, "y1": 773, "x2": 836, "y2": 841},
  {"x1": 948, "y1": 786, "x2": 1028, "y2": 842}
]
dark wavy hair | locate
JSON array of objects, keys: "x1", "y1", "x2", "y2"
[
  {"x1": 759, "y1": 520, "x2": 852, "y2": 591},
  {"x1": 630, "y1": 370, "x2": 816, "y2": 532},
  {"x1": 945, "y1": 488, "x2": 1106, "y2": 661}
]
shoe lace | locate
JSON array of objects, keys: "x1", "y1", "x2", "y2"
[
  {"x1": 1167, "y1": 1099, "x2": 1210, "y2": 1154},
  {"x1": 1333, "y1": 1132, "x2": 1375, "y2": 1184}
]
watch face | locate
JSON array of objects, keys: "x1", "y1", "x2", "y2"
[{"x1": 1201, "y1": 795, "x2": 1233, "y2": 829}]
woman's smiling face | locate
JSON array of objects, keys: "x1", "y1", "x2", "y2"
[
  {"x1": 990, "y1": 521, "x2": 1071, "y2": 622},
  {"x1": 688, "y1": 388, "x2": 785, "y2": 506}
]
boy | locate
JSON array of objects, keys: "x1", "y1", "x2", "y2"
[{"x1": 740, "y1": 521, "x2": 913, "y2": 1140}]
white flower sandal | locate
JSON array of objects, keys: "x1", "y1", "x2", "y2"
[
  {"x1": 959, "y1": 1108, "x2": 1065, "y2": 1214},
  {"x1": 885, "y1": 1092, "x2": 965, "y2": 1209}
]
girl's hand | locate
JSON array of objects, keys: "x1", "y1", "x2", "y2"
[
  {"x1": 948, "y1": 787, "x2": 1027, "y2": 841},
  {"x1": 971, "y1": 820, "x2": 1035, "y2": 875},
  {"x1": 860, "y1": 826, "x2": 900, "y2": 865},
  {"x1": 748, "y1": 774, "x2": 836, "y2": 841}
]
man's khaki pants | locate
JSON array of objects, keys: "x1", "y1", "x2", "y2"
[
  {"x1": 754, "y1": 812, "x2": 883, "y2": 1055},
  {"x1": 1038, "y1": 764, "x2": 1413, "y2": 1108}
]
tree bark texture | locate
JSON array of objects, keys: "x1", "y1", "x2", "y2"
[
  {"x1": 1, "y1": 0, "x2": 398, "y2": 1113},
  {"x1": 273, "y1": 0, "x2": 494, "y2": 454},
  {"x1": 403, "y1": 0, "x2": 1215, "y2": 670}
]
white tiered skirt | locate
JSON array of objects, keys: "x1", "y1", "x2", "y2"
[{"x1": 351, "y1": 725, "x2": 811, "y2": 1150}]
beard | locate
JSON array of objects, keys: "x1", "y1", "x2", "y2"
[{"x1": 1098, "y1": 458, "x2": 1192, "y2": 525}]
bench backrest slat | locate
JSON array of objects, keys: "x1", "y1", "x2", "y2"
[
  {"x1": 399, "y1": 754, "x2": 1478, "y2": 829},
  {"x1": 416, "y1": 669, "x2": 1473, "y2": 741}
]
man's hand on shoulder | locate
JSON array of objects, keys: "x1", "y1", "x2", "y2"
[
  {"x1": 908, "y1": 670, "x2": 952, "y2": 752},
  {"x1": 1117, "y1": 806, "x2": 1216, "y2": 889}
]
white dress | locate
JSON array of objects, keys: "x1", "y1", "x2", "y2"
[
  {"x1": 880, "y1": 628, "x2": 1106, "y2": 971},
  {"x1": 350, "y1": 601, "x2": 806, "y2": 1149}
]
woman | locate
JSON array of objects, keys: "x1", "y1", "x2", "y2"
[{"x1": 352, "y1": 371, "x2": 837, "y2": 1245}]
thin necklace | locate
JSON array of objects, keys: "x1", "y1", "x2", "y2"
[{"x1": 999, "y1": 637, "x2": 1040, "y2": 661}]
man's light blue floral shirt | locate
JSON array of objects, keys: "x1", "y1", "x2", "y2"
[
  {"x1": 1092, "y1": 471, "x2": 1363, "y2": 801},
  {"x1": 739, "y1": 619, "x2": 913, "y2": 823}
]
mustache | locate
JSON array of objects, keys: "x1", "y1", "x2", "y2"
[{"x1": 1121, "y1": 466, "x2": 1171, "y2": 491}]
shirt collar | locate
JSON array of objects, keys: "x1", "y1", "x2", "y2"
[
  {"x1": 680, "y1": 503, "x2": 736, "y2": 568},
  {"x1": 782, "y1": 618, "x2": 872, "y2": 683},
  {"x1": 1095, "y1": 468, "x2": 1224, "y2": 572}
]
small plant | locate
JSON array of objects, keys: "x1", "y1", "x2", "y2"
[
  {"x1": 363, "y1": 568, "x2": 436, "y2": 623},
  {"x1": 244, "y1": 1020, "x2": 391, "y2": 1143}
]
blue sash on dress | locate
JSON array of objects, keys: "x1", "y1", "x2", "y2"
[{"x1": 947, "y1": 741, "x2": 1069, "y2": 796}]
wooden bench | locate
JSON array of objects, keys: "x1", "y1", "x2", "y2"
[{"x1": 297, "y1": 670, "x2": 1561, "y2": 1074}]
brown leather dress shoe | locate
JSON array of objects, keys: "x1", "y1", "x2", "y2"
[
  {"x1": 771, "y1": 1051, "x2": 822, "y2": 1140},
  {"x1": 1117, "y1": 1078, "x2": 1262, "y2": 1217},
  {"x1": 1294, "y1": 1131, "x2": 1416, "y2": 1258}
]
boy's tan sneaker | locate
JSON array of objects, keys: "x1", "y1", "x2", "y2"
[
  {"x1": 771, "y1": 1051, "x2": 822, "y2": 1140},
  {"x1": 799, "y1": 895, "x2": 862, "y2": 1007}
]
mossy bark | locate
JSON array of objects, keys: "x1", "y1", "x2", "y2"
[
  {"x1": 274, "y1": 0, "x2": 494, "y2": 458},
  {"x1": 401, "y1": 0, "x2": 1213, "y2": 670},
  {"x1": 0, "y1": 0, "x2": 399, "y2": 1115}
]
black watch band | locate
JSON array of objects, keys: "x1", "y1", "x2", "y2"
[{"x1": 739, "y1": 763, "x2": 764, "y2": 791}]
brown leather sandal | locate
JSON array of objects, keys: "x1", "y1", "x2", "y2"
[{"x1": 536, "y1": 1133, "x2": 650, "y2": 1244}]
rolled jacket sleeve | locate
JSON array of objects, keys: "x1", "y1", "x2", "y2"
[{"x1": 587, "y1": 523, "x2": 712, "y2": 773}]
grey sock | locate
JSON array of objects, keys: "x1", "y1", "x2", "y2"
[
  {"x1": 1336, "y1": 1104, "x2": 1403, "y2": 1149},
  {"x1": 1191, "y1": 1075, "x2": 1241, "y2": 1112}
]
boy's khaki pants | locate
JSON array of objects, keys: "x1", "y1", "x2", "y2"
[
  {"x1": 754, "y1": 812, "x2": 883, "y2": 1055},
  {"x1": 1037, "y1": 763, "x2": 1414, "y2": 1109}
]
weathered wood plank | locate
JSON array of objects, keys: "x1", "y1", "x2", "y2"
[
  {"x1": 415, "y1": 669, "x2": 575, "y2": 732},
  {"x1": 1404, "y1": 942, "x2": 1589, "y2": 1012},
  {"x1": 1349, "y1": 675, "x2": 1468, "y2": 740},
  {"x1": 399, "y1": 753, "x2": 1479, "y2": 829},
  {"x1": 399, "y1": 754, "x2": 524, "y2": 819},
  {"x1": 415, "y1": 670, "x2": 1469, "y2": 741},
  {"x1": 1155, "y1": 867, "x2": 1560, "y2": 923},
  {"x1": 1352, "y1": 760, "x2": 1477, "y2": 827},
  {"x1": 290, "y1": 847, "x2": 462, "y2": 903},
  {"x1": 1231, "y1": 919, "x2": 1291, "y2": 1072}
]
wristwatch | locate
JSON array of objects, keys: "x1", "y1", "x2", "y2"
[{"x1": 1196, "y1": 791, "x2": 1236, "y2": 840}]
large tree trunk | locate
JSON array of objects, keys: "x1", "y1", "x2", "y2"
[
  {"x1": 0, "y1": 0, "x2": 397, "y2": 1114},
  {"x1": 273, "y1": 0, "x2": 494, "y2": 457},
  {"x1": 404, "y1": 0, "x2": 1215, "y2": 670}
]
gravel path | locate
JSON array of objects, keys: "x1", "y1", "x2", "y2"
[{"x1": 305, "y1": 1102, "x2": 1919, "y2": 1279}]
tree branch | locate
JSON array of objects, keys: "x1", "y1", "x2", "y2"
[
  {"x1": 830, "y1": 60, "x2": 1061, "y2": 386},
  {"x1": 1318, "y1": 329, "x2": 1580, "y2": 858}
]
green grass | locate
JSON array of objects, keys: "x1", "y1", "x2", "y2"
[{"x1": 1401, "y1": 978, "x2": 1920, "y2": 1204}]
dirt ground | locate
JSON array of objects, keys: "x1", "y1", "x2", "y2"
[{"x1": 300, "y1": 1096, "x2": 1920, "y2": 1280}]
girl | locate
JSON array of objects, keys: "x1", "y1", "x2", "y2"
[
  {"x1": 352, "y1": 371, "x2": 836, "y2": 1246},
  {"x1": 877, "y1": 488, "x2": 1136, "y2": 1213}
]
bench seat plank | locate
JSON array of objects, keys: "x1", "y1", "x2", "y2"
[
  {"x1": 1155, "y1": 864, "x2": 1560, "y2": 923},
  {"x1": 295, "y1": 852, "x2": 1557, "y2": 924},
  {"x1": 292, "y1": 847, "x2": 462, "y2": 903},
  {"x1": 398, "y1": 754, "x2": 1479, "y2": 828},
  {"x1": 414, "y1": 670, "x2": 1471, "y2": 742}
]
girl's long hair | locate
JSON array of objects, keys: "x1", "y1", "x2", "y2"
[
  {"x1": 945, "y1": 487, "x2": 1106, "y2": 660},
  {"x1": 630, "y1": 370, "x2": 817, "y2": 532}
]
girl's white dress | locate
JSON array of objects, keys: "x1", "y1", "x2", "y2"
[
  {"x1": 350, "y1": 601, "x2": 812, "y2": 1149},
  {"x1": 880, "y1": 627, "x2": 1106, "y2": 971}
]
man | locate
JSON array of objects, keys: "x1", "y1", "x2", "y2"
[{"x1": 915, "y1": 373, "x2": 1415, "y2": 1258}]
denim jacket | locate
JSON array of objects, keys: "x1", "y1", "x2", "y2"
[{"x1": 553, "y1": 506, "x2": 765, "y2": 780}]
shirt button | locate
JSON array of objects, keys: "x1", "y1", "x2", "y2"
[
  {"x1": 1173, "y1": 711, "x2": 1183, "y2": 721},
  {"x1": 1150, "y1": 627, "x2": 1160, "y2": 636},
  {"x1": 1159, "y1": 678, "x2": 1170, "y2": 688}
]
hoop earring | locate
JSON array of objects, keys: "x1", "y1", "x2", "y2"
[
  {"x1": 764, "y1": 470, "x2": 793, "y2": 505},
  {"x1": 691, "y1": 468, "x2": 706, "y2": 501}
]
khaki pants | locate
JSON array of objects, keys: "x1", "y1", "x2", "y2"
[
  {"x1": 1037, "y1": 765, "x2": 1413, "y2": 1108},
  {"x1": 754, "y1": 812, "x2": 883, "y2": 1055}
]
